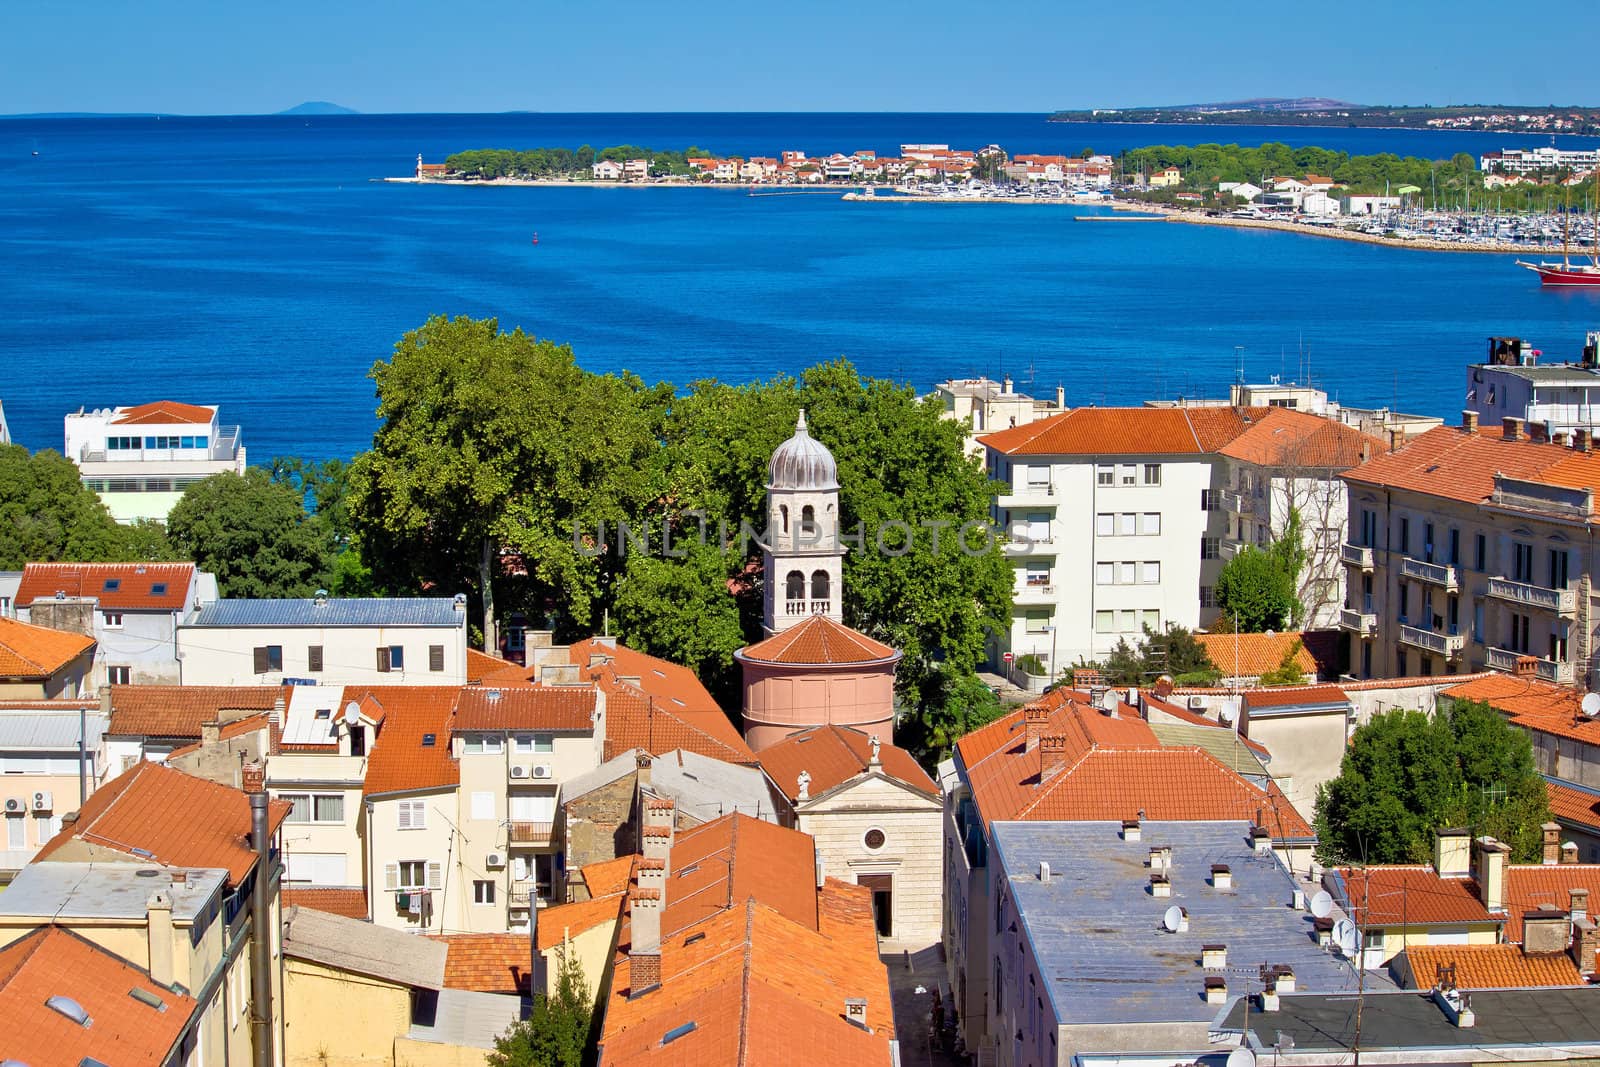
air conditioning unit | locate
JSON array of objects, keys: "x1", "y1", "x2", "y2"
[
  {"x1": 32, "y1": 792, "x2": 52, "y2": 812},
  {"x1": 532, "y1": 764, "x2": 553, "y2": 780},
  {"x1": 1187, "y1": 695, "x2": 1207, "y2": 710},
  {"x1": 509, "y1": 765, "x2": 529, "y2": 779},
  {"x1": 485, "y1": 852, "x2": 505, "y2": 869},
  {"x1": 3, "y1": 797, "x2": 22, "y2": 814}
]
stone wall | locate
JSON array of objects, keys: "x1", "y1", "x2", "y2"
[{"x1": 563, "y1": 772, "x2": 637, "y2": 899}]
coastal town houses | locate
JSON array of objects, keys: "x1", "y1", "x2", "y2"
[
  {"x1": 942, "y1": 685, "x2": 1315, "y2": 1056},
  {"x1": 980, "y1": 404, "x2": 1379, "y2": 677},
  {"x1": 16, "y1": 561, "x2": 217, "y2": 689},
  {"x1": 932, "y1": 375, "x2": 1066, "y2": 458},
  {"x1": 0, "y1": 614, "x2": 96, "y2": 699},
  {"x1": 176, "y1": 593, "x2": 470, "y2": 686},
  {"x1": 1469, "y1": 332, "x2": 1600, "y2": 438},
  {"x1": 591, "y1": 159, "x2": 623, "y2": 180},
  {"x1": 0, "y1": 698, "x2": 107, "y2": 876},
  {"x1": 1338, "y1": 410, "x2": 1600, "y2": 685},
  {"x1": 64, "y1": 400, "x2": 247, "y2": 524},
  {"x1": 1149, "y1": 164, "x2": 1183, "y2": 188}
]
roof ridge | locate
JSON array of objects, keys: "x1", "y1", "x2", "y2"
[{"x1": 737, "y1": 898, "x2": 755, "y2": 1067}]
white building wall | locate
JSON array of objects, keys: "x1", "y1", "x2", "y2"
[{"x1": 177, "y1": 623, "x2": 467, "y2": 686}]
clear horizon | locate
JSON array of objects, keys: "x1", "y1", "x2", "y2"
[{"x1": 8, "y1": 0, "x2": 1600, "y2": 115}]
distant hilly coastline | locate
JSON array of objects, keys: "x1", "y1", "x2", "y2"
[
  {"x1": 1, "y1": 101, "x2": 359, "y2": 119},
  {"x1": 1050, "y1": 99, "x2": 1600, "y2": 134},
  {"x1": 277, "y1": 101, "x2": 360, "y2": 116}
]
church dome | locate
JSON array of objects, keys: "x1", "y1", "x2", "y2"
[{"x1": 768, "y1": 410, "x2": 839, "y2": 490}]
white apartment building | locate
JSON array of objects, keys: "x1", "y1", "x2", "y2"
[
  {"x1": 1481, "y1": 146, "x2": 1600, "y2": 174},
  {"x1": 1470, "y1": 334, "x2": 1600, "y2": 438},
  {"x1": 0, "y1": 702, "x2": 106, "y2": 875},
  {"x1": 64, "y1": 400, "x2": 246, "y2": 523},
  {"x1": 982, "y1": 406, "x2": 1379, "y2": 677},
  {"x1": 177, "y1": 594, "x2": 469, "y2": 686},
  {"x1": 932, "y1": 376, "x2": 1065, "y2": 458}
]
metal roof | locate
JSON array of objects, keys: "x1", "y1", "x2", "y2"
[
  {"x1": 1478, "y1": 363, "x2": 1600, "y2": 384},
  {"x1": 0, "y1": 711, "x2": 107, "y2": 751},
  {"x1": 184, "y1": 597, "x2": 466, "y2": 628},
  {"x1": 1148, "y1": 722, "x2": 1270, "y2": 777},
  {"x1": 0, "y1": 862, "x2": 226, "y2": 923},
  {"x1": 406, "y1": 988, "x2": 524, "y2": 1049},
  {"x1": 649, "y1": 748, "x2": 781, "y2": 825},
  {"x1": 283, "y1": 905, "x2": 446, "y2": 990},
  {"x1": 991, "y1": 820, "x2": 1391, "y2": 1027},
  {"x1": 281, "y1": 685, "x2": 344, "y2": 747}
]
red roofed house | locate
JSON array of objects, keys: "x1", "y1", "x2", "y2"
[
  {"x1": 1339, "y1": 411, "x2": 1600, "y2": 684},
  {"x1": 736, "y1": 412, "x2": 903, "y2": 750},
  {"x1": 17, "y1": 561, "x2": 217, "y2": 689},
  {"x1": 758, "y1": 725, "x2": 942, "y2": 942},
  {"x1": 0, "y1": 615, "x2": 96, "y2": 699},
  {"x1": 414, "y1": 153, "x2": 450, "y2": 178},
  {"x1": 63, "y1": 400, "x2": 247, "y2": 524}
]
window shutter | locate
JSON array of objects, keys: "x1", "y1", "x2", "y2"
[
  {"x1": 308, "y1": 646, "x2": 323, "y2": 673},
  {"x1": 427, "y1": 862, "x2": 443, "y2": 890},
  {"x1": 384, "y1": 863, "x2": 398, "y2": 891},
  {"x1": 253, "y1": 647, "x2": 269, "y2": 674},
  {"x1": 397, "y1": 803, "x2": 412, "y2": 830},
  {"x1": 376, "y1": 647, "x2": 391, "y2": 673},
  {"x1": 429, "y1": 645, "x2": 445, "y2": 672}
]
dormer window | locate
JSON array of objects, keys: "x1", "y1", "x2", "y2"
[{"x1": 102, "y1": 579, "x2": 121, "y2": 592}]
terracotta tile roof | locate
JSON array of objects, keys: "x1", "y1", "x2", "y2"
[
  {"x1": 110, "y1": 400, "x2": 216, "y2": 425},
  {"x1": 1547, "y1": 779, "x2": 1600, "y2": 830},
  {"x1": 350, "y1": 686, "x2": 459, "y2": 797},
  {"x1": 1332, "y1": 866, "x2": 1496, "y2": 926},
  {"x1": 571, "y1": 638, "x2": 724, "y2": 717},
  {"x1": 1443, "y1": 674, "x2": 1596, "y2": 743},
  {"x1": 597, "y1": 670, "x2": 757, "y2": 766},
  {"x1": 1343, "y1": 424, "x2": 1600, "y2": 517},
  {"x1": 106, "y1": 684, "x2": 286, "y2": 739},
  {"x1": 980, "y1": 406, "x2": 1262, "y2": 457},
  {"x1": 1242, "y1": 685, "x2": 1351, "y2": 710},
  {"x1": 465, "y1": 648, "x2": 505, "y2": 684},
  {"x1": 1404, "y1": 943, "x2": 1583, "y2": 988},
  {"x1": 17, "y1": 562, "x2": 196, "y2": 611},
  {"x1": 1218, "y1": 408, "x2": 1384, "y2": 468},
  {"x1": 0, "y1": 926, "x2": 197, "y2": 1067},
  {"x1": 0, "y1": 616, "x2": 94, "y2": 679},
  {"x1": 35, "y1": 760, "x2": 290, "y2": 885},
  {"x1": 427, "y1": 933, "x2": 533, "y2": 994},
  {"x1": 757, "y1": 725, "x2": 937, "y2": 803},
  {"x1": 1504, "y1": 866, "x2": 1600, "y2": 941},
  {"x1": 163, "y1": 711, "x2": 273, "y2": 759},
  {"x1": 662, "y1": 814, "x2": 819, "y2": 938},
  {"x1": 282, "y1": 887, "x2": 369, "y2": 919},
  {"x1": 451, "y1": 685, "x2": 597, "y2": 732},
  {"x1": 736, "y1": 615, "x2": 899, "y2": 667},
  {"x1": 1195, "y1": 632, "x2": 1320, "y2": 679},
  {"x1": 582, "y1": 855, "x2": 637, "y2": 899},
  {"x1": 536, "y1": 893, "x2": 624, "y2": 951}
]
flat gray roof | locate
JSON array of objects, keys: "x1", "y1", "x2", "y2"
[
  {"x1": 283, "y1": 905, "x2": 446, "y2": 989},
  {"x1": 185, "y1": 597, "x2": 466, "y2": 628},
  {"x1": 0, "y1": 862, "x2": 226, "y2": 923},
  {"x1": 1478, "y1": 362, "x2": 1600, "y2": 384},
  {"x1": 991, "y1": 820, "x2": 1389, "y2": 1027},
  {"x1": 1148, "y1": 722, "x2": 1270, "y2": 777},
  {"x1": 0, "y1": 711, "x2": 107, "y2": 751}
]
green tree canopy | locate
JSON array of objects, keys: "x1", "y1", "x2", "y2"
[
  {"x1": 488, "y1": 947, "x2": 591, "y2": 1067},
  {"x1": 166, "y1": 469, "x2": 334, "y2": 598},
  {"x1": 1093, "y1": 623, "x2": 1221, "y2": 687},
  {"x1": 1214, "y1": 535, "x2": 1300, "y2": 632},
  {"x1": 0, "y1": 444, "x2": 173, "y2": 567},
  {"x1": 1258, "y1": 638, "x2": 1308, "y2": 686},
  {"x1": 1314, "y1": 699, "x2": 1550, "y2": 865}
]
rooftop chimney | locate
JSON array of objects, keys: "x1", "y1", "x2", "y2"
[
  {"x1": 1122, "y1": 818, "x2": 1142, "y2": 842},
  {"x1": 1039, "y1": 734, "x2": 1069, "y2": 778},
  {"x1": 627, "y1": 889, "x2": 662, "y2": 997},
  {"x1": 1150, "y1": 872, "x2": 1171, "y2": 898},
  {"x1": 636, "y1": 856, "x2": 666, "y2": 894},
  {"x1": 146, "y1": 890, "x2": 174, "y2": 987},
  {"x1": 1039, "y1": 861, "x2": 1051, "y2": 883},
  {"x1": 1202, "y1": 944, "x2": 1227, "y2": 969},
  {"x1": 1204, "y1": 976, "x2": 1227, "y2": 1004},
  {"x1": 1563, "y1": 841, "x2": 1581, "y2": 865},
  {"x1": 1462, "y1": 410, "x2": 1479, "y2": 434},
  {"x1": 1055, "y1": 385, "x2": 1065, "y2": 410},
  {"x1": 642, "y1": 826, "x2": 673, "y2": 876},
  {"x1": 1474, "y1": 836, "x2": 1509, "y2": 912},
  {"x1": 269, "y1": 697, "x2": 285, "y2": 729},
  {"x1": 1555, "y1": 430, "x2": 1571, "y2": 447},
  {"x1": 1022, "y1": 704, "x2": 1050, "y2": 750},
  {"x1": 1573, "y1": 915, "x2": 1599, "y2": 975},
  {"x1": 1503, "y1": 416, "x2": 1525, "y2": 441},
  {"x1": 1543, "y1": 822, "x2": 1563, "y2": 865},
  {"x1": 635, "y1": 751, "x2": 652, "y2": 789},
  {"x1": 1572, "y1": 887, "x2": 1590, "y2": 924},
  {"x1": 241, "y1": 759, "x2": 265, "y2": 795},
  {"x1": 1389, "y1": 428, "x2": 1404, "y2": 452},
  {"x1": 1003, "y1": 375, "x2": 1014, "y2": 394},
  {"x1": 201, "y1": 720, "x2": 221, "y2": 746},
  {"x1": 1211, "y1": 864, "x2": 1233, "y2": 891},
  {"x1": 1272, "y1": 966, "x2": 1296, "y2": 993},
  {"x1": 1251, "y1": 826, "x2": 1272, "y2": 854},
  {"x1": 1578, "y1": 428, "x2": 1594, "y2": 453},
  {"x1": 1530, "y1": 421, "x2": 1551, "y2": 444},
  {"x1": 844, "y1": 998, "x2": 870, "y2": 1031},
  {"x1": 1524, "y1": 906, "x2": 1573, "y2": 954},
  {"x1": 1435, "y1": 828, "x2": 1472, "y2": 876},
  {"x1": 1515, "y1": 655, "x2": 1539, "y2": 678}
]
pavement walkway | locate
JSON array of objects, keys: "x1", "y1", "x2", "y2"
[{"x1": 879, "y1": 938, "x2": 967, "y2": 1067}]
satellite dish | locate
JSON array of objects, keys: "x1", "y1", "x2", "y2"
[
  {"x1": 1226, "y1": 1048, "x2": 1257, "y2": 1067},
  {"x1": 343, "y1": 701, "x2": 361, "y2": 726},
  {"x1": 1310, "y1": 890, "x2": 1334, "y2": 919},
  {"x1": 1582, "y1": 693, "x2": 1600, "y2": 718},
  {"x1": 1162, "y1": 905, "x2": 1183, "y2": 932},
  {"x1": 1099, "y1": 689, "x2": 1120, "y2": 713},
  {"x1": 1334, "y1": 919, "x2": 1361, "y2": 957},
  {"x1": 1264, "y1": 630, "x2": 1276, "y2": 640}
]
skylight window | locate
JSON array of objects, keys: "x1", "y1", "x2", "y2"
[
  {"x1": 422, "y1": 733, "x2": 437, "y2": 747},
  {"x1": 314, "y1": 708, "x2": 332, "y2": 720},
  {"x1": 662, "y1": 1021, "x2": 697, "y2": 1045},
  {"x1": 46, "y1": 994, "x2": 90, "y2": 1026},
  {"x1": 128, "y1": 987, "x2": 166, "y2": 1011},
  {"x1": 150, "y1": 582, "x2": 167, "y2": 595},
  {"x1": 102, "y1": 579, "x2": 120, "y2": 592}
]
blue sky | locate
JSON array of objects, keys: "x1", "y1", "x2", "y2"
[{"x1": 8, "y1": 1, "x2": 1600, "y2": 114}]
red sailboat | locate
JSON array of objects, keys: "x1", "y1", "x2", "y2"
[{"x1": 1518, "y1": 190, "x2": 1600, "y2": 285}]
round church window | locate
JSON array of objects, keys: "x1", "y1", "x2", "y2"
[{"x1": 864, "y1": 828, "x2": 886, "y2": 850}]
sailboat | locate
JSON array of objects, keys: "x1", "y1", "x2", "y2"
[{"x1": 1518, "y1": 184, "x2": 1600, "y2": 285}]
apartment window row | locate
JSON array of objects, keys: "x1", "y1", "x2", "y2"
[
  {"x1": 283, "y1": 792, "x2": 345, "y2": 824},
  {"x1": 461, "y1": 734, "x2": 555, "y2": 754},
  {"x1": 386, "y1": 859, "x2": 443, "y2": 891},
  {"x1": 1095, "y1": 561, "x2": 1161, "y2": 586},
  {"x1": 251, "y1": 643, "x2": 448, "y2": 674},
  {"x1": 1095, "y1": 512, "x2": 1161, "y2": 537},
  {"x1": 1095, "y1": 463, "x2": 1162, "y2": 487},
  {"x1": 1095, "y1": 609, "x2": 1162, "y2": 634},
  {"x1": 1201, "y1": 537, "x2": 1221, "y2": 560},
  {"x1": 106, "y1": 434, "x2": 209, "y2": 450},
  {"x1": 1368, "y1": 509, "x2": 1574, "y2": 588},
  {"x1": 83, "y1": 476, "x2": 210, "y2": 493}
]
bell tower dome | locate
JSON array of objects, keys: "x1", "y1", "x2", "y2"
[{"x1": 763, "y1": 410, "x2": 845, "y2": 634}]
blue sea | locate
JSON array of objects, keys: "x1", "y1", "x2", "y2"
[{"x1": 4, "y1": 112, "x2": 1600, "y2": 461}]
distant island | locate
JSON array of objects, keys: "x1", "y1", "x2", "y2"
[
  {"x1": 1050, "y1": 100, "x2": 1600, "y2": 134},
  {"x1": 277, "y1": 101, "x2": 359, "y2": 116}
]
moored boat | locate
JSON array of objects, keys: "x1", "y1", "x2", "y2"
[{"x1": 1518, "y1": 260, "x2": 1600, "y2": 286}]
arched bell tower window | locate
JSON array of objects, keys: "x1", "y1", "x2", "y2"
[
  {"x1": 780, "y1": 504, "x2": 789, "y2": 534},
  {"x1": 800, "y1": 504, "x2": 817, "y2": 537},
  {"x1": 810, "y1": 570, "x2": 830, "y2": 607},
  {"x1": 786, "y1": 570, "x2": 806, "y2": 615}
]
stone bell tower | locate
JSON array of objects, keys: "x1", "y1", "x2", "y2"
[{"x1": 763, "y1": 410, "x2": 845, "y2": 634}]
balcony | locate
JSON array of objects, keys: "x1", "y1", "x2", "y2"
[
  {"x1": 998, "y1": 481, "x2": 1055, "y2": 507},
  {"x1": 508, "y1": 821, "x2": 554, "y2": 847},
  {"x1": 1216, "y1": 489, "x2": 1247, "y2": 514},
  {"x1": 1014, "y1": 581, "x2": 1055, "y2": 605},
  {"x1": 1399, "y1": 557, "x2": 1459, "y2": 592},
  {"x1": 509, "y1": 884, "x2": 535, "y2": 907},
  {"x1": 1400, "y1": 624, "x2": 1465, "y2": 658},
  {"x1": 1486, "y1": 647, "x2": 1576, "y2": 684},
  {"x1": 1341, "y1": 544, "x2": 1374, "y2": 572},
  {"x1": 1486, "y1": 576, "x2": 1576, "y2": 616},
  {"x1": 1003, "y1": 532, "x2": 1054, "y2": 556},
  {"x1": 1339, "y1": 608, "x2": 1378, "y2": 636},
  {"x1": 784, "y1": 598, "x2": 833, "y2": 618}
]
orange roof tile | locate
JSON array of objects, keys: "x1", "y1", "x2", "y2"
[
  {"x1": 0, "y1": 927, "x2": 197, "y2": 1067},
  {"x1": 571, "y1": 638, "x2": 724, "y2": 716},
  {"x1": 583, "y1": 855, "x2": 637, "y2": 899},
  {"x1": 452, "y1": 685, "x2": 596, "y2": 731},
  {"x1": 1217, "y1": 407, "x2": 1385, "y2": 468},
  {"x1": 1443, "y1": 674, "x2": 1595, "y2": 744},
  {"x1": 597, "y1": 670, "x2": 756, "y2": 766},
  {"x1": 1242, "y1": 685, "x2": 1351, "y2": 710},
  {"x1": 0, "y1": 616, "x2": 94, "y2": 679},
  {"x1": 661, "y1": 814, "x2": 818, "y2": 938},
  {"x1": 1504, "y1": 865, "x2": 1600, "y2": 941},
  {"x1": 106, "y1": 684, "x2": 286, "y2": 739},
  {"x1": 17, "y1": 562, "x2": 196, "y2": 612},
  {"x1": 1333, "y1": 866, "x2": 1496, "y2": 926},
  {"x1": 428, "y1": 933, "x2": 533, "y2": 994},
  {"x1": 1404, "y1": 943, "x2": 1583, "y2": 988},
  {"x1": 110, "y1": 400, "x2": 217, "y2": 425},
  {"x1": 349, "y1": 686, "x2": 458, "y2": 797},
  {"x1": 35, "y1": 760, "x2": 290, "y2": 885},
  {"x1": 1547, "y1": 779, "x2": 1600, "y2": 831},
  {"x1": 736, "y1": 615, "x2": 899, "y2": 667},
  {"x1": 536, "y1": 894, "x2": 624, "y2": 951},
  {"x1": 282, "y1": 887, "x2": 369, "y2": 919},
  {"x1": 758, "y1": 725, "x2": 937, "y2": 803},
  {"x1": 980, "y1": 406, "x2": 1261, "y2": 457},
  {"x1": 1195, "y1": 632, "x2": 1321, "y2": 679},
  {"x1": 465, "y1": 648, "x2": 505, "y2": 684}
]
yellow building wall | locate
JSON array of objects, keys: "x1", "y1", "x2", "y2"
[
  {"x1": 390, "y1": 1038, "x2": 491, "y2": 1067},
  {"x1": 539, "y1": 920, "x2": 618, "y2": 1011},
  {"x1": 1375, "y1": 922, "x2": 1501, "y2": 963},
  {"x1": 284, "y1": 957, "x2": 412, "y2": 1067}
]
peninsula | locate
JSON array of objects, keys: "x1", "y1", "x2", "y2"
[{"x1": 1050, "y1": 100, "x2": 1600, "y2": 135}]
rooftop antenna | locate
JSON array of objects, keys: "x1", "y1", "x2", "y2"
[{"x1": 1235, "y1": 345, "x2": 1247, "y2": 385}]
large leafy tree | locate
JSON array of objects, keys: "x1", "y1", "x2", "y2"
[
  {"x1": 1214, "y1": 544, "x2": 1299, "y2": 632},
  {"x1": 166, "y1": 469, "x2": 334, "y2": 598},
  {"x1": 488, "y1": 947, "x2": 592, "y2": 1067},
  {"x1": 0, "y1": 444, "x2": 173, "y2": 566},
  {"x1": 346, "y1": 316, "x2": 668, "y2": 652},
  {"x1": 1314, "y1": 699, "x2": 1550, "y2": 865},
  {"x1": 1094, "y1": 623, "x2": 1220, "y2": 687}
]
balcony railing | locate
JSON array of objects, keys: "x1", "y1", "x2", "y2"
[
  {"x1": 1004, "y1": 532, "x2": 1054, "y2": 553},
  {"x1": 1400, "y1": 624, "x2": 1464, "y2": 657},
  {"x1": 1399, "y1": 557, "x2": 1459, "y2": 591},
  {"x1": 1015, "y1": 583, "x2": 1055, "y2": 602},
  {"x1": 1216, "y1": 489, "x2": 1247, "y2": 514},
  {"x1": 509, "y1": 885, "x2": 534, "y2": 907},
  {"x1": 1486, "y1": 576, "x2": 1576, "y2": 615},
  {"x1": 508, "y1": 821, "x2": 554, "y2": 846},
  {"x1": 1486, "y1": 647, "x2": 1576, "y2": 684},
  {"x1": 999, "y1": 480, "x2": 1055, "y2": 502},
  {"x1": 784, "y1": 599, "x2": 833, "y2": 617},
  {"x1": 1339, "y1": 608, "x2": 1378, "y2": 636},
  {"x1": 1341, "y1": 544, "x2": 1374, "y2": 571}
]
